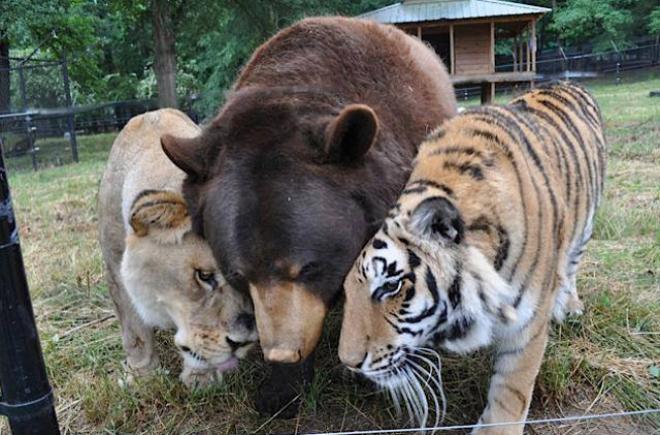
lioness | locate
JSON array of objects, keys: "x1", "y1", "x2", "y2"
[{"x1": 98, "y1": 109, "x2": 257, "y2": 388}]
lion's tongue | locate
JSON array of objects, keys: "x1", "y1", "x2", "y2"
[{"x1": 215, "y1": 356, "x2": 239, "y2": 373}]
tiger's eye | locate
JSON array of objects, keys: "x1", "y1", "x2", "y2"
[{"x1": 383, "y1": 281, "x2": 401, "y2": 292}]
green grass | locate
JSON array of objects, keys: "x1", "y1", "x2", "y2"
[{"x1": 1, "y1": 72, "x2": 659, "y2": 434}]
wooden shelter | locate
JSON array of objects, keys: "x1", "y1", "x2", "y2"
[{"x1": 360, "y1": 0, "x2": 550, "y2": 102}]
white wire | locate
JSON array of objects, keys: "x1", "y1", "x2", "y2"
[{"x1": 301, "y1": 408, "x2": 660, "y2": 435}]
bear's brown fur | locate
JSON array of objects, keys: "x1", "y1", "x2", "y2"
[{"x1": 162, "y1": 16, "x2": 456, "y2": 416}]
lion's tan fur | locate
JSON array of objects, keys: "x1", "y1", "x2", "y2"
[{"x1": 98, "y1": 109, "x2": 256, "y2": 388}]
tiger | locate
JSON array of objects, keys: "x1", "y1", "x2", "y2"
[{"x1": 338, "y1": 82, "x2": 606, "y2": 434}]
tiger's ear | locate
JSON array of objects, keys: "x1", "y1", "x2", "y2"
[
  {"x1": 161, "y1": 133, "x2": 216, "y2": 181},
  {"x1": 324, "y1": 104, "x2": 379, "y2": 163},
  {"x1": 129, "y1": 190, "x2": 191, "y2": 244},
  {"x1": 409, "y1": 197, "x2": 464, "y2": 244}
]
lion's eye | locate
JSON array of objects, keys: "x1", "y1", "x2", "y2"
[{"x1": 195, "y1": 269, "x2": 218, "y2": 290}]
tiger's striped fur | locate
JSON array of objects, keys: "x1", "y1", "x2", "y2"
[{"x1": 338, "y1": 82, "x2": 606, "y2": 434}]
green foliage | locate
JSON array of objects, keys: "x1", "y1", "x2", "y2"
[
  {"x1": 3, "y1": 0, "x2": 658, "y2": 113},
  {"x1": 650, "y1": 7, "x2": 660, "y2": 35},
  {"x1": 551, "y1": 0, "x2": 634, "y2": 49},
  {"x1": 182, "y1": 0, "x2": 391, "y2": 116},
  {"x1": 550, "y1": 0, "x2": 658, "y2": 50}
]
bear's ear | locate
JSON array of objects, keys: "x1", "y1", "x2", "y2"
[
  {"x1": 324, "y1": 104, "x2": 379, "y2": 163},
  {"x1": 161, "y1": 133, "x2": 215, "y2": 181},
  {"x1": 408, "y1": 197, "x2": 464, "y2": 244},
  {"x1": 129, "y1": 190, "x2": 191, "y2": 243}
]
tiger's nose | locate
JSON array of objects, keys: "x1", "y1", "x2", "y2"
[
  {"x1": 226, "y1": 337, "x2": 252, "y2": 352},
  {"x1": 339, "y1": 351, "x2": 367, "y2": 369}
]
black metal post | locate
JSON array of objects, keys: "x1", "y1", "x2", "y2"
[
  {"x1": 60, "y1": 54, "x2": 78, "y2": 163},
  {"x1": 0, "y1": 139, "x2": 60, "y2": 434}
]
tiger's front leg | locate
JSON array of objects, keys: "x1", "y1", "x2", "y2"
[{"x1": 473, "y1": 319, "x2": 549, "y2": 435}]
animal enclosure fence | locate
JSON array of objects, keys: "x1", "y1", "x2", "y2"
[
  {"x1": 456, "y1": 36, "x2": 660, "y2": 100},
  {"x1": 0, "y1": 55, "x2": 77, "y2": 171}
]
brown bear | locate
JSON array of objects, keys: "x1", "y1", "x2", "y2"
[{"x1": 161, "y1": 16, "x2": 456, "y2": 416}]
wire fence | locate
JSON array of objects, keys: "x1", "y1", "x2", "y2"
[
  {"x1": 1, "y1": 36, "x2": 658, "y2": 171},
  {"x1": 301, "y1": 409, "x2": 660, "y2": 435}
]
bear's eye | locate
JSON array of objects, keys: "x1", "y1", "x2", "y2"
[
  {"x1": 298, "y1": 261, "x2": 322, "y2": 280},
  {"x1": 195, "y1": 269, "x2": 218, "y2": 290}
]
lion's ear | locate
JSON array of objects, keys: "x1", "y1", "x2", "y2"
[{"x1": 129, "y1": 190, "x2": 191, "y2": 243}]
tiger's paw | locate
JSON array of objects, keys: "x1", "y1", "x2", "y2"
[{"x1": 565, "y1": 292, "x2": 584, "y2": 317}]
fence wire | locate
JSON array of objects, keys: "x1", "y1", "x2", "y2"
[{"x1": 301, "y1": 409, "x2": 660, "y2": 435}]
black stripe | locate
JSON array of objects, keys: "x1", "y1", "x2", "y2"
[
  {"x1": 447, "y1": 268, "x2": 462, "y2": 309},
  {"x1": 493, "y1": 224, "x2": 510, "y2": 271},
  {"x1": 466, "y1": 216, "x2": 510, "y2": 272},
  {"x1": 557, "y1": 86, "x2": 606, "y2": 201},
  {"x1": 538, "y1": 97, "x2": 596, "y2": 205},
  {"x1": 512, "y1": 99, "x2": 571, "y2": 202},
  {"x1": 446, "y1": 316, "x2": 474, "y2": 341},
  {"x1": 443, "y1": 160, "x2": 484, "y2": 180},
  {"x1": 513, "y1": 102, "x2": 583, "y2": 249},
  {"x1": 428, "y1": 300, "x2": 448, "y2": 339},
  {"x1": 405, "y1": 179, "x2": 455, "y2": 197},
  {"x1": 466, "y1": 119, "x2": 528, "y2": 278},
  {"x1": 513, "y1": 101, "x2": 579, "y2": 198},
  {"x1": 467, "y1": 215, "x2": 492, "y2": 232},
  {"x1": 478, "y1": 108, "x2": 544, "y2": 291},
  {"x1": 401, "y1": 185, "x2": 429, "y2": 195},
  {"x1": 385, "y1": 317, "x2": 423, "y2": 337},
  {"x1": 489, "y1": 107, "x2": 548, "y2": 306},
  {"x1": 407, "y1": 249, "x2": 421, "y2": 269},
  {"x1": 430, "y1": 145, "x2": 484, "y2": 159}
]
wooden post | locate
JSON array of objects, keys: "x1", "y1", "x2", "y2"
[
  {"x1": 449, "y1": 24, "x2": 455, "y2": 74},
  {"x1": 490, "y1": 20, "x2": 495, "y2": 73},
  {"x1": 480, "y1": 82, "x2": 494, "y2": 104},
  {"x1": 526, "y1": 22, "x2": 531, "y2": 72},
  {"x1": 417, "y1": 26, "x2": 421, "y2": 39},
  {"x1": 513, "y1": 38, "x2": 517, "y2": 72},
  {"x1": 531, "y1": 18, "x2": 537, "y2": 73}
]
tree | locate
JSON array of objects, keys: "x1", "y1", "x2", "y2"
[
  {"x1": 151, "y1": 0, "x2": 177, "y2": 108},
  {"x1": 648, "y1": 6, "x2": 660, "y2": 35},
  {"x1": 550, "y1": 0, "x2": 651, "y2": 50},
  {"x1": 181, "y1": 0, "x2": 391, "y2": 116},
  {"x1": 0, "y1": 28, "x2": 9, "y2": 113}
]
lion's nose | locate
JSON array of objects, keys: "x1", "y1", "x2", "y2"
[{"x1": 237, "y1": 312, "x2": 255, "y2": 331}]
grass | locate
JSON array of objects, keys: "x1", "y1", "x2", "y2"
[{"x1": 1, "y1": 71, "x2": 658, "y2": 434}]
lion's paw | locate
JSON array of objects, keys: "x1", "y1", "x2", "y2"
[
  {"x1": 180, "y1": 366, "x2": 223, "y2": 389},
  {"x1": 118, "y1": 358, "x2": 161, "y2": 388}
]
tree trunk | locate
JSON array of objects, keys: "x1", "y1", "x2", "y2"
[
  {"x1": 0, "y1": 31, "x2": 10, "y2": 114},
  {"x1": 151, "y1": 0, "x2": 177, "y2": 108}
]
